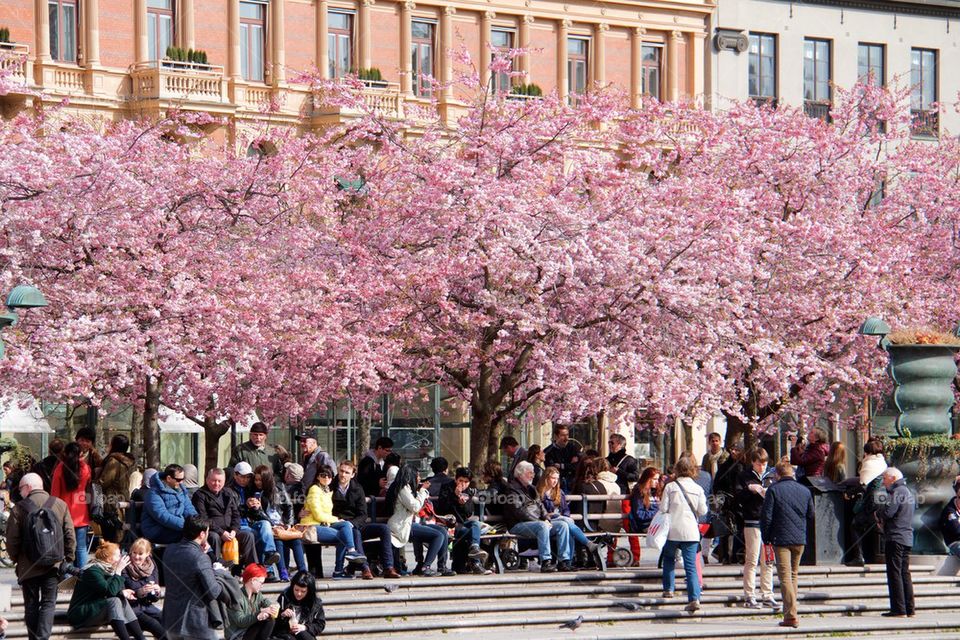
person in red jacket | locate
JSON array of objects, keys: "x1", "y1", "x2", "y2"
[
  {"x1": 52, "y1": 442, "x2": 92, "y2": 568},
  {"x1": 789, "y1": 428, "x2": 829, "y2": 478}
]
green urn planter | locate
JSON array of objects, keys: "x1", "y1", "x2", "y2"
[{"x1": 886, "y1": 344, "x2": 959, "y2": 437}]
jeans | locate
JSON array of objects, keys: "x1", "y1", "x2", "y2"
[
  {"x1": 885, "y1": 541, "x2": 915, "y2": 615},
  {"x1": 414, "y1": 523, "x2": 451, "y2": 569},
  {"x1": 950, "y1": 541, "x2": 960, "y2": 558},
  {"x1": 453, "y1": 521, "x2": 483, "y2": 547},
  {"x1": 556, "y1": 515, "x2": 590, "y2": 551},
  {"x1": 330, "y1": 520, "x2": 358, "y2": 572},
  {"x1": 510, "y1": 520, "x2": 571, "y2": 563},
  {"x1": 662, "y1": 539, "x2": 702, "y2": 603},
  {"x1": 408, "y1": 523, "x2": 446, "y2": 568},
  {"x1": 361, "y1": 523, "x2": 395, "y2": 569},
  {"x1": 312, "y1": 524, "x2": 351, "y2": 571},
  {"x1": 75, "y1": 526, "x2": 88, "y2": 568},
  {"x1": 22, "y1": 569, "x2": 58, "y2": 640},
  {"x1": 742, "y1": 526, "x2": 774, "y2": 599},
  {"x1": 240, "y1": 521, "x2": 277, "y2": 563},
  {"x1": 547, "y1": 519, "x2": 574, "y2": 561},
  {"x1": 278, "y1": 538, "x2": 307, "y2": 574},
  {"x1": 774, "y1": 544, "x2": 804, "y2": 621}
]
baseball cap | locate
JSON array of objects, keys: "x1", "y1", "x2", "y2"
[
  {"x1": 295, "y1": 430, "x2": 318, "y2": 442},
  {"x1": 233, "y1": 461, "x2": 254, "y2": 476}
]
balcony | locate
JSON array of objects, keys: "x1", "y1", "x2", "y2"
[
  {"x1": 0, "y1": 42, "x2": 30, "y2": 92},
  {"x1": 910, "y1": 109, "x2": 939, "y2": 139},
  {"x1": 804, "y1": 100, "x2": 831, "y2": 122},
  {"x1": 129, "y1": 60, "x2": 229, "y2": 107},
  {"x1": 309, "y1": 79, "x2": 404, "y2": 126}
]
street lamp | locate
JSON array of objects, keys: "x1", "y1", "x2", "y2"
[{"x1": 0, "y1": 285, "x2": 48, "y2": 358}]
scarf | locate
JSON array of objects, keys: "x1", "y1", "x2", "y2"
[
  {"x1": 86, "y1": 559, "x2": 115, "y2": 575},
  {"x1": 859, "y1": 454, "x2": 887, "y2": 486},
  {"x1": 126, "y1": 556, "x2": 156, "y2": 581}
]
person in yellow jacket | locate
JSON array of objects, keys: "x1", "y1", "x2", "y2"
[{"x1": 300, "y1": 467, "x2": 366, "y2": 578}]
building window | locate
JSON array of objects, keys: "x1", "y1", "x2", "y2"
[
  {"x1": 148, "y1": 0, "x2": 175, "y2": 62},
  {"x1": 857, "y1": 43, "x2": 884, "y2": 86},
  {"x1": 641, "y1": 45, "x2": 661, "y2": 100},
  {"x1": 490, "y1": 28, "x2": 514, "y2": 94},
  {"x1": 911, "y1": 48, "x2": 938, "y2": 138},
  {"x1": 803, "y1": 38, "x2": 831, "y2": 120},
  {"x1": 411, "y1": 20, "x2": 435, "y2": 98},
  {"x1": 567, "y1": 37, "x2": 589, "y2": 101},
  {"x1": 328, "y1": 11, "x2": 353, "y2": 79},
  {"x1": 748, "y1": 33, "x2": 776, "y2": 106},
  {"x1": 240, "y1": 1, "x2": 267, "y2": 82},
  {"x1": 48, "y1": 0, "x2": 78, "y2": 63}
]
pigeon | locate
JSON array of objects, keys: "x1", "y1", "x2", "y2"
[
  {"x1": 384, "y1": 583, "x2": 399, "y2": 594},
  {"x1": 560, "y1": 615, "x2": 584, "y2": 630},
  {"x1": 615, "y1": 601, "x2": 642, "y2": 611}
]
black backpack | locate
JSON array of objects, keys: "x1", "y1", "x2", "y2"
[{"x1": 20, "y1": 497, "x2": 65, "y2": 567}]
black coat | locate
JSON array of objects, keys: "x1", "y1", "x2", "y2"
[
  {"x1": 275, "y1": 592, "x2": 326, "y2": 638},
  {"x1": 357, "y1": 454, "x2": 387, "y2": 499},
  {"x1": 437, "y1": 482, "x2": 475, "y2": 523},
  {"x1": 735, "y1": 468, "x2": 766, "y2": 524},
  {"x1": 331, "y1": 479, "x2": 369, "y2": 528},
  {"x1": 941, "y1": 498, "x2": 960, "y2": 547},
  {"x1": 160, "y1": 540, "x2": 222, "y2": 640},
  {"x1": 504, "y1": 478, "x2": 548, "y2": 527},
  {"x1": 191, "y1": 486, "x2": 242, "y2": 535},
  {"x1": 544, "y1": 441, "x2": 583, "y2": 486},
  {"x1": 760, "y1": 477, "x2": 814, "y2": 547},
  {"x1": 606, "y1": 450, "x2": 639, "y2": 494},
  {"x1": 122, "y1": 563, "x2": 162, "y2": 618}
]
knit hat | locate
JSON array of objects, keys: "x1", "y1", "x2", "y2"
[
  {"x1": 241, "y1": 563, "x2": 268, "y2": 583},
  {"x1": 284, "y1": 462, "x2": 304, "y2": 482}
]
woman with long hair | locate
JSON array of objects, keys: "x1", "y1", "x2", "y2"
[
  {"x1": 274, "y1": 570, "x2": 326, "y2": 639},
  {"x1": 300, "y1": 466, "x2": 367, "y2": 578},
  {"x1": 629, "y1": 467, "x2": 661, "y2": 533},
  {"x1": 67, "y1": 541, "x2": 146, "y2": 640},
  {"x1": 386, "y1": 465, "x2": 448, "y2": 576},
  {"x1": 99, "y1": 434, "x2": 136, "y2": 543},
  {"x1": 537, "y1": 466, "x2": 600, "y2": 565},
  {"x1": 824, "y1": 441, "x2": 847, "y2": 484},
  {"x1": 52, "y1": 441, "x2": 92, "y2": 568},
  {"x1": 526, "y1": 445, "x2": 546, "y2": 485},
  {"x1": 252, "y1": 465, "x2": 305, "y2": 581},
  {"x1": 121, "y1": 538, "x2": 164, "y2": 638}
]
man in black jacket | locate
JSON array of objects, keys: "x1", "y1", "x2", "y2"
[
  {"x1": 760, "y1": 459, "x2": 813, "y2": 629},
  {"x1": 162, "y1": 516, "x2": 222, "y2": 640},
  {"x1": 191, "y1": 468, "x2": 257, "y2": 567},
  {"x1": 880, "y1": 468, "x2": 915, "y2": 617},
  {"x1": 437, "y1": 467, "x2": 489, "y2": 573},
  {"x1": 606, "y1": 434, "x2": 639, "y2": 494},
  {"x1": 331, "y1": 460, "x2": 399, "y2": 579},
  {"x1": 504, "y1": 462, "x2": 572, "y2": 573},
  {"x1": 544, "y1": 426, "x2": 582, "y2": 492},
  {"x1": 357, "y1": 437, "x2": 394, "y2": 498},
  {"x1": 735, "y1": 448, "x2": 776, "y2": 609}
]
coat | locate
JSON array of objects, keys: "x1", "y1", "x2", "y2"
[
  {"x1": 437, "y1": 482, "x2": 476, "y2": 523},
  {"x1": 51, "y1": 460, "x2": 91, "y2": 527},
  {"x1": 301, "y1": 484, "x2": 338, "y2": 525},
  {"x1": 357, "y1": 451, "x2": 388, "y2": 499},
  {"x1": 701, "y1": 449, "x2": 730, "y2": 479},
  {"x1": 504, "y1": 478, "x2": 549, "y2": 528},
  {"x1": 606, "y1": 450, "x2": 640, "y2": 494},
  {"x1": 229, "y1": 440, "x2": 282, "y2": 479},
  {"x1": 5, "y1": 489, "x2": 76, "y2": 582},
  {"x1": 735, "y1": 468, "x2": 766, "y2": 525},
  {"x1": 302, "y1": 447, "x2": 336, "y2": 492},
  {"x1": 161, "y1": 539, "x2": 223, "y2": 640},
  {"x1": 275, "y1": 592, "x2": 326, "y2": 638},
  {"x1": 387, "y1": 484, "x2": 429, "y2": 547},
  {"x1": 760, "y1": 477, "x2": 814, "y2": 547},
  {"x1": 192, "y1": 486, "x2": 242, "y2": 535},
  {"x1": 99, "y1": 452, "x2": 137, "y2": 513},
  {"x1": 331, "y1": 479, "x2": 369, "y2": 528},
  {"x1": 790, "y1": 441, "x2": 829, "y2": 477},
  {"x1": 628, "y1": 494, "x2": 659, "y2": 533},
  {"x1": 544, "y1": 441, "x2": 583, "y2": 487},
  {"x1": 225, "y1": 589, "x2": 273, "y2": 640},
  {"x1": 660, "y1": 477, "x2": 707, "y2": 542},
  {"x1": 582, "y1": 471, "x2": 623, "y2": 533},
  {"x1": 122, "y1": 561, "x2": 161, "y2": 617},
  {"x1": 880, "y1": 478, "x2": 915, "y2": 547},
  {"x1": 67, "y1": 565, "x2": 124, "y2": 627},
  {"x1": 425, "y1": 473, "x2": 455, "y2": 499},
  {"x1": 142, "y1": 471, "x2": 198, "y2": 543},
  {"x1": 541, "y1": 490, "x2": 571, "y2": 518},
  {"x1": 941, "y1": 498, "x2": 960, "y2": 547}
]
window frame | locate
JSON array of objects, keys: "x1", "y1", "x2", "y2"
[
  {"x1": 239, "y1": 0, "x2": 268, "y2": 83},
  {"x1": 857, "y1": 42, "x2": 885, "y2": 87},
  {"x1": 490, "y1": 27, "x2": 515, "y2": 95},
  {"x1": 411, "y1": 19, "x2": 436, "y2": 98},
  {"x1": 803, "y1": 37, "x2": 832, "y2": 120},
  {"x1": 748, "y1": 32, "x2": 777, "y2": 105},
  {"x1": 910, "y1": 48, "x2": 938, "y2": 137},
  {"x1": 328, "y1": 10, "x2": 354, "y2": 79},
  {"x1": 48, "y1": 0, "x2": 79, "y2": 64},
  {"x1": 567, "y1": 36, "x2": 590, "y2": 101},
  {"x1": 147, "y1": 0, "x2": 175, "y2": 62},
  {"x1": 640, "y1": 44, "x2": 661, "y2": 100}
]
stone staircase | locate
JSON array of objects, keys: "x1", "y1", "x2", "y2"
[{"x1": 4, "y1": 561, "x2": 960, "y2": 639}]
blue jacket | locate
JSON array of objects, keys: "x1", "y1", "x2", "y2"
[
  {"x1": 629, "y1": 495, "x2": 659, "y2": 533},
  {"x1": 880, "y1": 478, "x2": 915, "y2": 547},
  {"x1": 542, "y1": 491, "x2": 571, "y2": 518},
  {"x1": 760, "y1": 477, "x2": 813, "y2": 546},
  {"x1": 142, "y1": 472, "x2": 198, "y2": 542}
]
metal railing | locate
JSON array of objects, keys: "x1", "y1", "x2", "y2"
[
  {"x1": 911, "y1": 109, "x2": 939, "y2": 139},
  {"x1": 804, "y1": 100, "x2": 831, "y2": 122}
]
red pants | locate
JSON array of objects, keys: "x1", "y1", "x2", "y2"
[{"x1": 607, "y1": 499, "x2": 642, "y2": 564}]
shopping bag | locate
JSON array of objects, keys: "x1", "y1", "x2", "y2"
[
  {"x1": 222, "y1": 538, "x2": 239, "y2": 564},
  {"x1": 645, "y1": 511, "x2": 670, "y2": 551}
]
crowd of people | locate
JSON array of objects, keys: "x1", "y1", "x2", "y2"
[{"x1": 1, "y1": 421, "x2": 958, "y2": 639}]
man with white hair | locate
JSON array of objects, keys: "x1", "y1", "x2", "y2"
[
  {"x1": 880, "y1": 467, "x2": 915, "y2": 617},
  {"x1": 504, "y1": 461, "x2": 573, "y2": 572},
  {"x1": 6, "y1": 472, "x2": 77, "y2": 640}
]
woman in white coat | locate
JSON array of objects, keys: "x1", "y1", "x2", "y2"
[
  {"x1": 386, "y1": 465, "x2": 449, "y2": 577},
  {"x1": 660, "y1": 455, "x2": 708, "y2": 611}
]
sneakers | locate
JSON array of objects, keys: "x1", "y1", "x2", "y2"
[
  {"x1": 441, "y1": 568, "x2": 458, "y2": 577},
  {"x1": 541, "y1": 560, "x2": 558, "y2": 573},
  {"x1": 263, "y1": 551, "x2": 281, "y2": 566},
  {"x1": 662, "y1": 590, "x2": 675, "y2": 599},
  {"x1": 468, "y1": 545, "x2": 489, "y2": 563},
  {"x1": 420, "y1": 567, "x2": 440, "y2": 577},
  {"x1": 557, "y1": 561, "x2": 576, "y2": 572},
  {"x1": 344, "y1": 550, "x2": 367, "y2": 565},
  {"x1": 761, "y1": 597, "x2": 780, "y2": 609},
  {"x1": 684, "y1": 600, "x2": 701, "y2": 613},
  {"x1": 278, "y1": 569, "x2": 290, "y2": 582},
  {"x1": 331, "y1": 571, "x2": 352, "y2": 579},
  {"x1": 743, "y1": 598, "x2": 762, "y2": 609}
]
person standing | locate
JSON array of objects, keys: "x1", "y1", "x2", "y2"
[
  {"x1": 98, "y1": 434, "x2": 137, "y2": 543},
  {"x1": 229, "y1": 422, "x2": 282, "y2": 479},
  {"x1": 161, "y1": 516, "x2": 223, "y2": 640},
  {"x1": 75, "y1": 427, "x2": 104, "y2": 477},
  {"x1": 356, "y1": 437, "x2": 394, "y2": 498},
  {"x1": 499, "y1": 438, "x2": 527, "y2": 482},
  {"x1": 6, "y1": 473, "x2": 77, "y2": 640},
  {"x1": 51, "y1": 442, "x2": 92, "y2": 568},
  {"x1": 606, "y1": 434, "x2": 639, "y2": 494},
  {"x1": 659, "y1": 456, "x2": 708, "y2": 612},
  {"x1": 544, "y1": 426, "x2": 582, "y2": 492},
  {"x1": 789, "y1": 428, "x2": 829, "y2": 478},
  {"x1": 736, "y1": 448, "x2": 777, "y2": 609},
  {"x1": 940, "y1": 476, "x2": 960, "y2": 558},
  {"x1": 701, "y1": 432, "x2": 728, "y2": 479},
  {"x1": 760, "y1": 458, "x2": 814, "y2": 629},
  {"x1": 880, "y1": 467, "x2": 915, "y2": 618}
]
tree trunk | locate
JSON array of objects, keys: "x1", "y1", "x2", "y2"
[
  {"x1": 470, "y1": 406, "x2": 494, "y2": 472},
  {"x1": 130, "y1": 407, "x2": 144, "y2": 468},
  {"x1": 682, "y1": 419, "x2": 694, "y2": 453},
  {"x1": 203, "y1": 416, "x2": 230, "y2": 473},
  {"x1": 358, "y1": 411, "x2": 371, "y2": 459},
  {"x1": 143, "y1": 375, "x2": 161, "y2": 469},
  {"x1": 723, "y1": 411, "x2": 756, "y2": 451}
]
